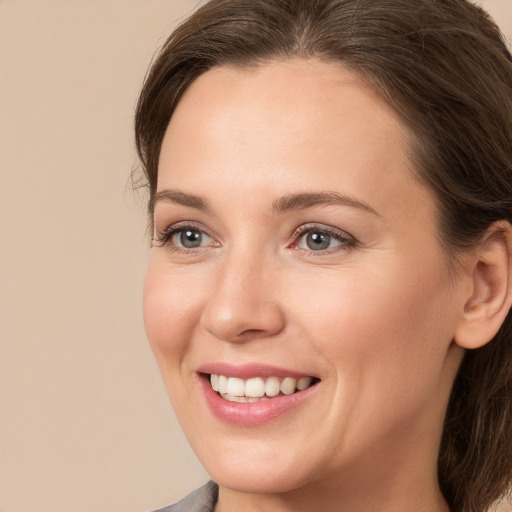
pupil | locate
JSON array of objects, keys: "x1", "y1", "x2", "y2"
[
  {"x1": 307, "y1": 232, "x2": 330, "y2": 250},
  {"x1": 181, "y1": 230, "x2": 202, "y2": 248}
]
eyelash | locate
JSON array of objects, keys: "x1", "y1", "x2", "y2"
[
  {"x1": 152, "y1": 222, "x2": 215, "y2": 253},
  {"x1": 152, "y1": 222, "x2": 358, "y2": 254},
  {"x1": 290, "y1": 223, "x2": 358, "y2": 254}
]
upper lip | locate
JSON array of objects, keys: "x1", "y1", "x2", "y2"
[{"x1": 197, "y1": 362, "x2": 317, "y2": 380}]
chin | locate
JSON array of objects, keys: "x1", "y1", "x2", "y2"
[
  {"x1": 210, "y1": 466, "x2": 310, "y2": 495},
  {"x1": 193, "y1": 438, "x2": 321, "y2": 495}
]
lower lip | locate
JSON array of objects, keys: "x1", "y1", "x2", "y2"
[{"x1": 200, "y1": 376, "x2": 318, "y2": 426}]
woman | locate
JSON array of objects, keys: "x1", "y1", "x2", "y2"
[{"x1": 135, "y1": 1, "x2": 512, "y2": 511}]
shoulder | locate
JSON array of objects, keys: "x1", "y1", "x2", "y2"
[{"x1": 151, "y1": 481, "x2": 219, "y2": 512}]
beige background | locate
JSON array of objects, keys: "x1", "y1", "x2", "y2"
[{"x1": 0, "y1": 1, "x2": 511, "y2": 511}]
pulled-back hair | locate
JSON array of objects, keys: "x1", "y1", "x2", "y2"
[{"x1": 135, "y1": 1, "x2": 512, "y2": 510}]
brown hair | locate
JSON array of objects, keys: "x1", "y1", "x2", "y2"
[{"x1": 134, "y1": 1, "x2": 512, "y2": 510}]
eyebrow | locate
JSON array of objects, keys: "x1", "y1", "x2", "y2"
[
  {"x1": 151, "y1": 189, "x2": 379, "y2": 217},
  {"x1": 150, "y1": 189, "x2": 210, "y2": 215},
  {"x1": 271, "y1": 192, "x2": 379, "y2": 216}
]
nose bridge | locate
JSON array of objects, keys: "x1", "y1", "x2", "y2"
[{"x1": 200, "y1": 241, "x2": 284, "y2": 342}]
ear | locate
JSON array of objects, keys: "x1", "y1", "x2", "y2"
[{"x1": 454, "y1": 221, "x2": 512, "y2": 350}]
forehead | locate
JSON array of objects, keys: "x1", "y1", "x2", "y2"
[
  {"x1": 162, "y1": 59, "x2": 408, "y2": 164},
  {"x1": 158, "y1": 60, "x2": 437, "y2": 234}
]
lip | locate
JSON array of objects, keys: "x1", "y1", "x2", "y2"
[
  {"x1": 197, "y1": 363, "x2": 320, "y2": 426},
  {"x1": 197, "y1": 362, "x2": 315, "y2": 379}
]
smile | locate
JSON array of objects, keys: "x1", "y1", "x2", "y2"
[
  {"x1": 209, "y1": 374, "x2": 317, "y2": 402},
  {"x1": 198, "y1": 364, "x2": 320, "y2": 425}
]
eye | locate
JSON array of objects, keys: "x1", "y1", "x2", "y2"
[
  {"x1": 293, "y1": 225, "x2": 357, "y2": 253},
  {"x1": 298, "y1": 231, "x2": 340, "y2": 251},
  {"x1": 173, "y1": 228, "x2": 211, "y2": 249},
  {"x1": 152, "y1": 224, "x2": 216, "y2": 251}
]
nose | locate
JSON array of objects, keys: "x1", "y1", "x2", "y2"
[{"x1": 200, "y1": 250, "x2": 285, "y2": 343}]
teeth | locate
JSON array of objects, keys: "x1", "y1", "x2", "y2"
[
  {"x1": 265, "y1": 376, "x2": 281, "y2": 397},
  {"x1": 218, "y1": 375, "x2": 228, "y2": 394},
  {"x1": 226, "y1": 377, "x2": 245, "y2": 396},
  {"x1": 209, "y1": 374, "x2": 315, "y2": 399},
  {"x1": 210, "y1": 374, "x2": 220, "y2": 392},
  {"x1": 220, "y1": 393, "x2": 270, "y2": 403},
  {"x1": 222, "y1": 393, "x2": 247, "y2": 403},
  {"x1": 297, "y1": 377, "x2": 312, "y2": 390},
  {"x1": 245, "y1": 377, "x2": 265, "y2": 397},
  {"x1": 280, "y1": 377, "x2": 296, "y2": 395}
]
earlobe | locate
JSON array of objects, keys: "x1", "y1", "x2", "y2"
[{"x1": 454, "y1": 221, "x2": 512, "y2": 350}]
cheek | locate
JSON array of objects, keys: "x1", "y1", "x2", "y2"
[
  {"x1": 293, "y1": 256, "x2": 456, "y2": 394},
  {"x1": 143, "y1": 262, "x2": 201, "y2": 364}
]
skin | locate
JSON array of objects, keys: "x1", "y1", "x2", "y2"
[{"x1": 143, "y1": 59, "x2": 473, "y2": 512}]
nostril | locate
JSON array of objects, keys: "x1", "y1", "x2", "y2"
[
  {"x1": 202, "y1": 308, "x2": 285, "y2": 343},
  {"x1": 238, "y1": 328, "x2": 266, "y2": 338}
]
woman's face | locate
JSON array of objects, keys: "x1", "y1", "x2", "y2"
[{"x1": 144, "y1": 60, "x2": 466, "y2": 495}]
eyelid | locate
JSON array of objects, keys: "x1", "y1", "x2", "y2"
[
  {"x1": 152, "y1": 221, "x2": 217, "y2": 249},
  {"x1": 152, "y1": 220, "x2": 357, "y2": 254},
  {"x1": 289, "y1": 223, "x2": 358, "y2": 252}
]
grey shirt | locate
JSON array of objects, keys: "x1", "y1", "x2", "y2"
[{"x1": 152, "y1": 481, "x2": 218, "y2": 512}]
